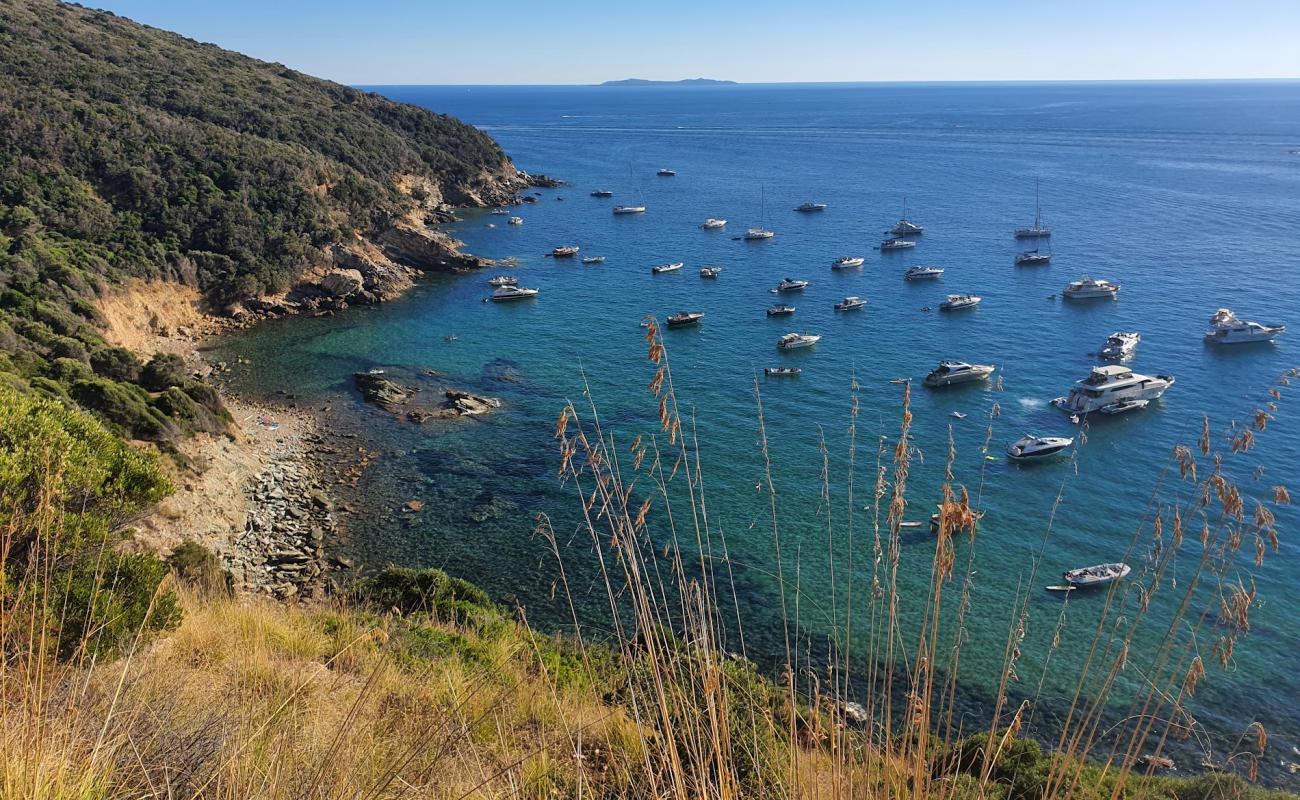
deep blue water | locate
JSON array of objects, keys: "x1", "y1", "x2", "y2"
[{"x1": 212, "y1": 82, "x2": 1300, "y2": 780}]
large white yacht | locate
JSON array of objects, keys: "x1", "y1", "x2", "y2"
[
  {"x1": 488, "y1": 285, "x2": 539, "y2": 302},
  {"x1": 940, "y1": 294, "x2": 981, "y2": 311},
  {"x1": 879, "y1": 238, "x2": 916, "y2": 251},
  {"x1": 833, "y1": 256, "x2": 865, "y2": 269},
  {"x1": 1099, "y1": 331, "x2": 1140, "y2": 360},
  {"x1": 487, "y1": 275, "x2": 517, "y2": 287},
  {"x1": 1204, "y1": 308, "x2": 1285, "y2": 344},
  {"x1": 1063, "y1": 276, "x2": 1120, "y2": 299},
  {"x1": 1052, "y1": 365, "x2": 1174, "y2": 415},
  {"x1": 922, "y1": 361, "x2": 995, "y2": 388},
  {"x1": 772, "y1": 277, "x2": 809, "y2": 293},
  {"x1": 834, "y1": 296, "x2": 867, "y2": 311},
  {"x1": 889, "y1": 197, "x2": 924, "y2": 236},
  {"x1": 904, "y1": 266, "x2": 944, "y2": 280},
  {"x1": 744, "y1": 227, "x2": 775, "y2": 240},
  {"x1": 777, "y1": 332, "x2": 821, "y2": 350},
  {"x1": 1006, "y1": 434, "x2": 1074, "y2": 461}
]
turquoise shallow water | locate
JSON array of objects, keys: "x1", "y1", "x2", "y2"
[{"x1": 211, "y1": 82, "x2": 1300, "y2": 779}]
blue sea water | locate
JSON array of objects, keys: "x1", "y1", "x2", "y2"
[{"x1": 212, "y1": 82, "x2": 1300, "y2": 779}]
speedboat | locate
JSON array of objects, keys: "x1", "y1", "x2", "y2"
[
  {"x1": 939, "y1": 294, "x2": 981, "y2": 311},
  {"x1": 1204, "y1": 308, "x2": 1285, "y2": 344},
  {"x1": 922, "y1": 361, "x2": 995, "y2": 388},
  {"x1": 657, "y1": 168, "x2": 676, "y2": 176},
  {"x1": 699, "y1": 266, "x2": 722, "y2": 278},
  {"x1": 487, "y1": 285, "x2": 539, "y2": 302},
  {"x1": 700, "y1": 218, "x2": 727, "y2": 229},
  {"x1": 1052, "y1": 365, "x2": 1174, "y2": 415},
  {"x1": 879, "y1": 238, "x2": 916, "y2": 251},
  {"x1": 1063, "y1": 276, "x2": 1120, "y2": 299},
  {"x1": 1006, "y1": 434, "x2": 1074, "y2": 461},
  {"x1": 590, "y1": 189, "x2": 614, "y2": 198},
  {"x1": 487, "y1": 275, "x2": 517, "y2": 287},
  {"x1": 904, "y1": 266, "x2": 944, "y2": 281},
  {"x1": 773, "y1": 278, "x2": 808, "y2": 293},
  {"x1": 777, "y1": 332, "x2": 821, "y2": 350},
  {"x1": 833, "y1": 256, "x2": 865, "y2": 269},
  {"x1": 651, "y1": 262, "x2": 684, "y2": 274},
  {"x1": 744, "y1": 227, "x2": 775, "y2": 240},
  {"x1": 1099, "y1": 331, "x2": 1140, "y2": 360},
  {"x1": 795, "y1": 202, "x2": 828, "y2": 212},
  {"x1": 767, "y1": 304, "x2": 796, "y2": 316},
  {"x1": 552, "y1": 245, "x2": 580, "y2": 258},
  {"x1": 1099, "y1": 398, "x2": 1149, "y2": 415},
  {"x1": 666, "y1": 311, "x2": 704, "y2": 328},
  {"x1": 765, "y1": 366, "x2": 802, "y2": 376},
  {"x1": 1057, "y1": 562, "x2": 1131, "y2": 590},
  {"x1": 507, "y1": 217, "x2": 524, "y2": 225},
  {"x1": 582, "y1": 256, "x2": 606, "y2": 264},
  {"x1": 490, "y1": 208, "x2": 509, "y2": 216},
  {"x1": 613, "y1": 205, "x2": 646, "y2": 214},
  {"x1": 890, "y1": 197, "x2": 923, "y2": 236},
  {"x1": 1015, "y1": 250, "x2": 1052, "y2": 266},
  {"x1": 835, "y1": 296, "x2": 867, "y2": 311}
]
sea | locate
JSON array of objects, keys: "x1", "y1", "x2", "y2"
[{"x1": 208, "y1": 82, "x2": 1300, "y2": 781}]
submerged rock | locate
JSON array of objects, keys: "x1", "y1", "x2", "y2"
[
  {"x1": 444, "y1": 390, "x2": 501, "y2": 416},
  {"x1": 353, "y1": 372, "x2": 417, "y2": 410}
]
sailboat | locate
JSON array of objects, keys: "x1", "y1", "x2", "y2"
[
  {"x1": 1015, "y1": 180, "x2": 1051, "y2": 239},
  {"x1": 745, "y1": 186, "x2": 775, "y2": 240},
  {"x1": 889, "y1": 196, "x2": 923, "y2": 236}
]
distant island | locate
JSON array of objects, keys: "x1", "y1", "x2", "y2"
[{"x1": 599, "y1": 78, "x2": 737, "y2": 86}]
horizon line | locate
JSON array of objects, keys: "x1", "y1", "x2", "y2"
[{"x1": 353, "y1": 77, "x2": 1300, "y2": 88}]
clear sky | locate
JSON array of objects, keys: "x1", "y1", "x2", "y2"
[{"x1": 83, "y1": 0, "x2": 1300, "y2": 85}]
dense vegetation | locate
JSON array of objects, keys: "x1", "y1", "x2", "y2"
[{"x1": 0, "y1": 0, "x2": 516, "y2": 442}]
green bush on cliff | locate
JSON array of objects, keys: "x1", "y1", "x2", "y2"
[
  {"x1": 352, "y1": 565, "x2": 494, "y2": 619},
  {"x1": 0, "y1": 384, "x2": 178, "y2": 659}
]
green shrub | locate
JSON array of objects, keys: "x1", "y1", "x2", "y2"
[
  {"x1": 167, "y1": 539, "x2": 231, "y2": 593},
  {"x1": 140, "y1": 353, "x2": 188, "y2": 391},
  {"x1": 352, "y1": 566, "x2": 494, "y2": 618}
]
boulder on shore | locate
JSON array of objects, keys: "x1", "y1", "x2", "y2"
[{"x1": 319, "y1": 269, "x2": 364, "y2": 298}]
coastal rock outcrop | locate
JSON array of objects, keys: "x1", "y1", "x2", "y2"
[
  {"x1": 376, "y1": 223, "x2": 488, "y2": 271},
  {"x1": 319, "y1": 268, "x2": 364, "y2": 298},
  {"x1": 354, "y1": 372, "x2": 418, "y2": 410},
  {"x1": 444, "y1": 389, "x2": 501, "y2": 416}
]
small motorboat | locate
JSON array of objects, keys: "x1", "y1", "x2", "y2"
[
  {"x1": 904, "y1": 265, "x2": 944, "y2": 280},
  {"x1": 767, "y1": 304, "x2": 796, "y2": 316},
  {"x1": 879, "y1": 238, "x2": 916, "y2": 251},
  {"x1": 507, "y1": 216, "x2": 524, "y2": 225},
  {"x1": 490, "y1": 208, "x2": 509, "y2": 216},
  {"x1": 1015, "y1": 249, "x2": 1052, "y2": 266},
  {"x1": 929, "y1": 506, "x2": 985, "y2": 531},
  {"x1": 552, "y1": 245, "x2": 580, "y2": 258},
  {"x1": 487, "y1": 285, "x2": 539, "y2": 302},
  {"x1": 651, "y1": 261, "x2": 684, "y2": 274},
  {"x1": 1007, "y1": 434, "x2": 1074, "y2": 461},
  {"x1": 777, "y1": 332, "x2": 821, "y2": 350},
  {"x1": 582, "y1": 256, "x2": 606, "y2": 264},
  {"x1": 833, "y1": 256, "x2": 865, "y2": 269},
  {"x1": 613, "y1": 205, "x2": 647, "y2": 214},
  {"x1": 744, "y1": 227, "x2": 775, "y2": 240},
  {"x1": 1063, "y1": 276, "x2": 1120, "y2": 300},
  {"x1": 939, "y1": 294, "x2": 982, "y2": 311},
  {"x1": 772, "y1": 277, "x2": 808, "y2": 293},
  {"x1": 590, "y1": 189, "x2": 614, "y2": 197},
  {"x1": 700, "y1": 218, "x2": 727, "y2": 229},
  {"x1": 1099, "y1": 398, "x2": 1150, "y2": 415},
  {"x1": 487, "y1": 275, "x2": 518, "y2": 287},
  {"x1": 1047, "y1": 562, "x2": 1131, "y2": 592},
  {"x1": 1204, "y1": 308, "x2": 1286, "y2": 344},
  {"x1": 699, "y1": 266, "x2": 722, "y2": 278},
  {"x1": 923, "y1": 361, "x2": 995, "y2": 388},
  {"x1": 1099, "y1": 331, "x2": 1140, "y2": 360},
  {"x1": 765, "y1": 366, "x2": 802, "y2": 376},
  {"x1": 795, "y1": 202, "x2": 828, "y2": 212},
  {"x1": 666, "y1": 311, "x2": 704, "y2": 328},
  {"x1": 950, "y1": 411, "x2": 967, "y2": 420},
  {"x1": 657, "y1": 168, "x2": 676, "y2": 176},
  {"x1": 835, "y1": 296, "x2": 867, "y2": 311}
]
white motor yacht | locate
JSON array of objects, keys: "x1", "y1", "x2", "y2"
[
  {"x1": 1063, "y1": 276, "x2": 1120, "y2": 299},
  {"x1": 767, "y1": 304, "x2": 796, "y2": 316},
  {"x1": 795, "y1": 202, "x2": 828, "y2": 212},
  {"x1": 490, "y1": 208, "x2": 509, "y2": 216},
  {"x1": 879, "y1": 238, "x2": 916, "y2": 251},
  {"x1": 1204, "y1": 308, "x2": 1285, "y2": 344},
  {"x1": 657, "y1": 168, "x2": 676, "y2": 176},
  {"x1": 1052, "y1": 365, "x2": 1174, "y2": 415},
  {"x1": 745, "y1": 227, "x2": 775, "y2": 240},
  {"x1": 904, "y1": 266, "x2": 944, "y2": 280},
  {"x1": 923, "y1": 361, "x2": 995, "y2": 388},
  {"x1": 590, "y1": 189, "x2": 614, "y2": 198},
  {"x1": 889, "y1": 197, "x2": 923, "y2": 236},
  {"x1": 835, "y1": 296, "x2": 867, "y2": 311},
  {"x1": 582, "y1": 256, "x2": 606, "y2": 264},
  {"x1": 1007, "y1": 434, "x2": 1074, "y2": 461},
  {"x1": 613, "y1": 205, "x2": 646, "y2": 214},
  {"x1": 651, "y1": 261, "x2": 684, "y2": 274},
  {"x1": 487, "y1": 275, "x2": 517, "y2": 287},
  {"x1": 552, "y1": 245, "x2": 580, "y2": 258},
  {"x1": 765, "y1": 366, "x2": 802, "y2": 376},
  {"x1": 777, "y1": 332, "x2": 821, "y2": 350},
  {"x1": 488, "y1": 285, "x2": 539, "y2": 302},
  {"x1": 773, "y1": 277, "x2": 808, "y2": 293},
  {"x1": 507, "y1": 216, "x2": 524, "y2": 225},
  {"x1": 699, "y1": 266, "x2": 722, "y2": 278},
  {"x1": 1099, "y1": 331, "x2": 1140, "y2": 360},
  {"x1": 1058, "y1": 562, "x2": 1131, "y2": 589},
  {"x1": 833, "y1": 256, "x2": 865, "y2": 269},
  {"x1": 940, "y1": 294, "x2": 981, "y2": 311},
  {"x1": 700, "y1": 218, "x2": 727, "y2": 229}
]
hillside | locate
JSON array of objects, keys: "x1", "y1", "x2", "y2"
[{"x1": 0, "y1": 0, "x2": 538, "y2": 442}]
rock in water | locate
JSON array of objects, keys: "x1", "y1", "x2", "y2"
[
  {"x1": 444, "y1": 390, "x2": 501, "y2": 416},
  {"x1": 353, "y1": 372, "x2": 417, "y2": 410}
]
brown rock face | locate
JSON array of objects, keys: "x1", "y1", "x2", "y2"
[{"x1": 319, "y1": 269, "x2": 364, "y2": 298}]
